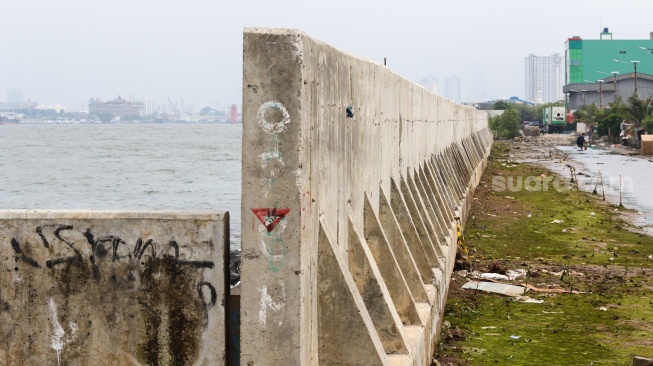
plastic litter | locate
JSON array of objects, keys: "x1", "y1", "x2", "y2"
[
  {"x1": 515, "y1": 296, "x2": 544, "y2": 303},
  {"x1": 550, "y1": 219, "x2": 564, "y2": 224},
  {"x1": 461, "y1": 281, "x2": 526, "y2": 296},
  {"x1": 479, "y1": 273, "x2": 510, "y2": 281},
  {"x1": 509, "y1": 335, "x2": 521, "y2": 340},
  {"x1": 506, "y1": 269, "x2": 527, "y2": 280}
]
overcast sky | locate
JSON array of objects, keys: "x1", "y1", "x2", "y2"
[{"x1": 3, "y1": 0, "x2": 653, "y2": 112}]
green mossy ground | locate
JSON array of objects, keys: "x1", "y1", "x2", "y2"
[{"x1": 436, "y1": 142, "x2": 653, "y2": 365}]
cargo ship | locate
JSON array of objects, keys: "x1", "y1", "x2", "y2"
[{"x1": 0, "y1": 113, "x2": 20, "y2": 125}]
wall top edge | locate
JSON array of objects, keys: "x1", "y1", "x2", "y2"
[
  {"x1": 243, "y1": 27, "x2": 306, "y2": 37},
  {"x1": 242, "y1": 28, "x2": 485, "y2": 113},
  {"x1": 0, "y1": 210, "x2": 228, "y2": 221}
]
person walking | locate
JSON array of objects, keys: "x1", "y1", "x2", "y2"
[{"x1": 576, "y1": 133, "x2": 586, "y2": 151}]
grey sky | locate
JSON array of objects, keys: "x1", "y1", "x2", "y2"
[{"x1": 3, "y1": 0, "x2": 653, "y2": 111}]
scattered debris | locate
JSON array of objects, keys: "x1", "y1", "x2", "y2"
[
  {"x1": 479, "y1": 273, "x2": 510, "y2": 281},
  {"x1": 524, "y1": 283, "x2": 585, "y2": 294},
  {"x1": 506, "y1": 269, "x2": 527, "y2": 280},
  {"x1": 461, "y1": 347, "x2": 487, "y2": 355},
  {"x1": 462, "y1": 281, "x2": 526, "y2": 296},
  {"x1": 598, "y1": 307, "x2": 608, "y2": 311},
  {"x1": 509, "y1": 335, "x2": 521, "y2": 340},
  {"x1": 515, "y1": 296, "x2": 544, "y2": 303},
  {"x1": 551, "y1": 219, "x2": 564, "y2": 224},
  {"x1": 549, "y1": 270, "x2": 585, "y2": 277}
]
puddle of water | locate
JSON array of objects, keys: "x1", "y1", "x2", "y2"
[{"x1": 525, "y1": 145, "x2": 653, "y2": 234}]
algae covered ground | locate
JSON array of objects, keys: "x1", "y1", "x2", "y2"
[{"x1": 436, "y1": 142, "x2": 653, "y2": 365}]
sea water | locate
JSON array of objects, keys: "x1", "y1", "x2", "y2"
[{"x1": 0, "y1": 123, "x2": 242, "y2": 248}]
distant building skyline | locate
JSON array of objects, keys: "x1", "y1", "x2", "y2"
[
  {"x1": 444, "y1": 75, "x2": 461, "y2": 103},
  {"x1": 524, "y1": 53, "x2": 564, "y2": 103},
  {"x1": 416, "y1": 75, "x2": 461, "y2": 102},
  {"x1": 417, "y1": 76, "x2": 439, "y2": 94}
]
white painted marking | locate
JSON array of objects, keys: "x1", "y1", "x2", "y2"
[
  {"x1": 48, "y1": 298, "x2": 77, "y2": 366},
  {"x1": 258, "y1": 219, "x2": 288, "y2": 261},
  {"x1": 257, "y1": 101, "x2": 290, "y2": 134},
  {"x1": 257, "y1": 283, "x2": 286, "y2": 328},
  {"x1": 261, "y1": 151, "x2": 286, "y2": 177},
  {"x1": 49, "y1": 299, "x2": 65, "y2": 365}
]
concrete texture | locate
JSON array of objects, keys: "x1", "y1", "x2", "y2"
[
  {"x1": 241, "y1": 28, "x2": 492, "y2": 365},
  {"x1": 634, "y1": 356, "x2": 653, "y2": 366},
  {"x1": 0, "y1": 210, "x2": 228, "y2": 366}
]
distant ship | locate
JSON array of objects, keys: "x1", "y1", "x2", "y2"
[{"x1": 0, "y1": 113, "x2": 20, "y2": 125}]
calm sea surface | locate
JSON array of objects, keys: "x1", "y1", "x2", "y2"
[{"x1": 0, "y1": 123, "x2": 242, "y2": 248}]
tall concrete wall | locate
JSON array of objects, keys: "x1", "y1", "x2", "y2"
[
  {"x1": 0, "y1": 210, "x2": 228, "y2": 365},
  {"x1": 241, "y1": 28, "x2": 492, "y2": 365}
]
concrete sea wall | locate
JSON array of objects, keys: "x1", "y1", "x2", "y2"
[
  {"x1": 241, "y1": 28, "x2": 492, "y2": 365},
  {"x1": 0, "y1": 210, "x2": 228, "y2": 365}
]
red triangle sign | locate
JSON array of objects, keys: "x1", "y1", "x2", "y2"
[{"x1": 251, "y1": 208, "x2": 290, "y2": 233}]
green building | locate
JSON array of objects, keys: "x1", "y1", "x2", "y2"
[{"x1": 565, "y1": 28, "x2": 653, "y2": 85}]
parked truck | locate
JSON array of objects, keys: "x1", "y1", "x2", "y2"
[{"x1": 542, "y1": 105, "x2": 567, "y2": 133}]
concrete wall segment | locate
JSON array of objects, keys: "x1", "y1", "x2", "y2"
[
  {"x1": 0, "y1": 210, "x2": 228, "y2": 366},
  {"x1": 241, "y1": 28, "x2": 491, "y2": 365}
]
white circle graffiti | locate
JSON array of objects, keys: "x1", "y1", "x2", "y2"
[{"x1": 257, "y1": 101, "x2": 290, "y2": 134}]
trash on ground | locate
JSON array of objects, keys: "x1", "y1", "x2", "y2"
[
  {"x1": 462, "y1": 281, "x2": 526, "y2": 296},
  {"x1": 598, "y1": 307, "x2": 608, "y2": 311},
  {"x1": 461, "y1": 347, "x2": 487, "y2": 354},
  {"x1": 550, "y1": 270, "x2": 585, "y2": 277},
  {"x1": 481, "y1": 326, "x2": 496, "y2": 330},
  {"x1": 515, "y1": 296, "x2": 544, "y2": 303},
  {"x1": 542, "y1": 310, "x2": 564, "y2": 314},
  {"x1": 479, "y1": 273, "x2": 510, "y2": 281},
  {"x1": 550, "y1": 219, "x2": 565, "y2": 224},
  {"x1": 524, "y1": 283, "x2": 585, "y2": 294},
  {"x1": 506, "y1": 269, "x2": 527, "y2": 280},
  {"x1": 509, "y1": 335, "x2": 521, "y2": 340}
]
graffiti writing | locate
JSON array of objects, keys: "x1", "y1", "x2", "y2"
[
  {"x1": 4, "y1": 222, "x2": 222, "y2": 365},
  {"x1": 257, "y1": 282, "x2": 286, "y2": 328},
  {"x1": 254, "y1": 100, "x2": 292, "y2": 273},
  {"x1": 8, "y1": 224, "x2": 216, "y2": 302},
  {"x1": 257, "y1": 100, "x2": 290, "y2": 134}
]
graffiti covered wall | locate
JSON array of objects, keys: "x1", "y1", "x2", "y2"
[{"x1": 0, "y1": 210, "x2": 228, "y2": 366}]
